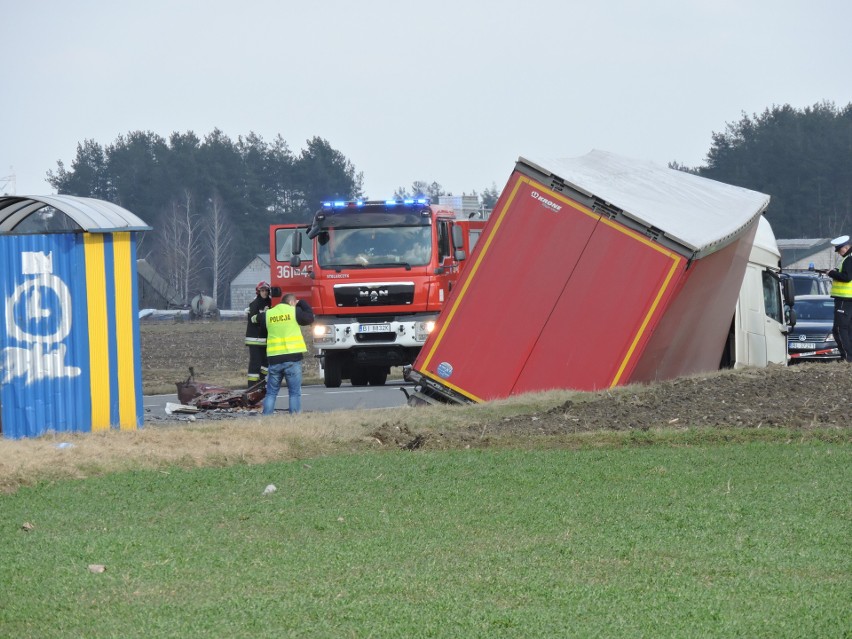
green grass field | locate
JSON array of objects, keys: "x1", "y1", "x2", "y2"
[{"x1": 1, "y1": 440, "x2": 849, "y2": 638}]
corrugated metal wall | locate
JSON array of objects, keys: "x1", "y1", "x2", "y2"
[{"x1": 0, "y1": 232, "x2": 144, "y2": 438}]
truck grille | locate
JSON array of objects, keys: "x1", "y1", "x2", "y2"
[
  {"x1": 334, "y1": 282, "x2": 415, "y2": 307},
  {"x1": 355, "y1": 331, "x2": 397, "y2": 343}
]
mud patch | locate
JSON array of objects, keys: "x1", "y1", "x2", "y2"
[{"x1": 386, "y1": 362, "x2": 852, "y2": 450}]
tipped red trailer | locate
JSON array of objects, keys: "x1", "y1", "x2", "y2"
[{"x1": 406, "y1": 150, "x2": 771, "y2": 404}]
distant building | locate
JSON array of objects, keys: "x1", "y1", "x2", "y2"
[
  {"x1": 230, "y1": 253, "x2": 270, "y2": 310},
  {"x1": 777, "y1": 238, "x2": 834, "y2": 270},
  {"x1": 438, "y1": 195, "x2": 487, "y2": 219}
]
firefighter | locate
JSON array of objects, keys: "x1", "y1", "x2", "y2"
[
  {"x1": 827, "y1": 235, "x2": 852, "y2": 362},
  {"x1": 245, "y1": 281, "x2": 272, "y2": 386}
]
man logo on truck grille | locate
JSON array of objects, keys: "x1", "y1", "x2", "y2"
[
  {"x1": 530, "y1": 191, "x2": 562, "y2": 213},
  {"x1": 360, "y1": 289, "x2": 389, "y2": 303}
]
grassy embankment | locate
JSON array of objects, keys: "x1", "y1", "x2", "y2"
[{"x1": 1, "y1": 441, "x2": 848, "y2": 638}]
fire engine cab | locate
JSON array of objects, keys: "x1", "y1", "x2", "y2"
[{"x1": 269, "y1": 198, "x2": 485, "y2": 387}]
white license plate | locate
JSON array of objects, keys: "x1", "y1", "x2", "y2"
[
  {"x1": 358, "y1": 323, "x2": 391, "y2": 333},
  {"x1": 789, "y1": 342, "x2": 816, "y2": 350}
]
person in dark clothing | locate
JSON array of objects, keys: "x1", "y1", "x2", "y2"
[
  {"x1": 244, "y1": 281, "x2": 272, "y2": 386},
  {"x1": 826, "y1": 235, "x2": 852, "y2": 362}
]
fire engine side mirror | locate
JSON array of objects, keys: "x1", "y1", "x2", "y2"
[
  {"x1": 454, "y1": 249, "x2": 467, "y2": 261},
  {"x1": 451, "y1": 225, "x2": 464, "y2": 248}
]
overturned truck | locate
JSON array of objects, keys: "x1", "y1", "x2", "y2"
[{"x1": 406, "y1": 150, "x2": 788, "y2": 405}]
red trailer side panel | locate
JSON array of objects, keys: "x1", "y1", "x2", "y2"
[
  {"x1": 418, "y1": 174, "x2": 598, "y2": 400},
  {"x1": 417, "y1": 173, "x2": 687, "y2": 399},
  {"x1": 512, "y1": 214, "x2": 685, "y2": 394},
  {"x1": 630, "y1": 224, "x2": 756, "y2": 382}
]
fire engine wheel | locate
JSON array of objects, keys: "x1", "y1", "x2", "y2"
[
  {"x1": 367, "y1": 369, "x2": 388, "y2": 386},
  {"x1": 323, "y1": 356, "x2": 342, "y2": 388},
  {"x1": 350, "y1": 368, "x2": 370, "y2": 387}
]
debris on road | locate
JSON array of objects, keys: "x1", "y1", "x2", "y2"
[
  {"x1": 165, "y1": 402, "x2": 200, "y2": 415},
  {"x1": 175, "y1": 367, "x2": 266, "y2": 411}
]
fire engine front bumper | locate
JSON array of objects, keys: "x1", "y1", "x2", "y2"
[{"x1": 312, "y1": 315, "x2": 438, "y2": 351}]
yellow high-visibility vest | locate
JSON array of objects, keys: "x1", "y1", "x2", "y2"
[
  {"x1": 265, "y1": 304, "x2": 307, "y2": 357},
  {"x1": 831, "y1": 255, "x2": 852, "y2": 298}
]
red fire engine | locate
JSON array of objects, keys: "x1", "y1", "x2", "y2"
[{"x1": 269, "y1": 198, "x2": 485, "y2": 387}]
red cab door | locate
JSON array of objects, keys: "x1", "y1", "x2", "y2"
[{"x1": 269, "y1": 225, "x2": 314, "y2": 301}]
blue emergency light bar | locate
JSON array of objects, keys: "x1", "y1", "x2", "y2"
[{"x1": 321, "y1": 198, "x2": 430, "y2": 209}]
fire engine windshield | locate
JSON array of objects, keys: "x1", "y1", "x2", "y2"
[{"x1": 317, "y1": 226, "x2": 432, "y2": 268}]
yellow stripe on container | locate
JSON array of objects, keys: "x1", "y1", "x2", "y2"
[
  {"x1": 113, "y1": 233, "x2": 137, "y2": 429},
  {"x1": 83, "y1": 235, "x2": 110, "y2": 430}
]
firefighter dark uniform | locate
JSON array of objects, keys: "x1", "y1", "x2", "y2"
[
  {"x1": 827, "y1": 235, "x2": 852, "y2": 362},
  {"x1": 245, "y1": 282, "x2": 272, "y2": 386}
]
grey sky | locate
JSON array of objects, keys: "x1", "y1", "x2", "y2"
[{"x1": 2, "y1": 0, "x2": 850, "y2": 201}]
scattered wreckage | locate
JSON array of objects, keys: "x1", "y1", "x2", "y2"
[{"x1": 166, "y1": 367, "x2": 266, "y2": 416}]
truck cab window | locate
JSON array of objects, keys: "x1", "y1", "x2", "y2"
[
  {"x1": 317, "y1": 226, "x2": 433, "y2": 267},
  {"x1": 437, "y1": 221, "x2": 451, "y2": 259},
  {"x1": 275, "y1": 228, "x2": 313, "y2": 261},
  {"x1": 762, "y1": 271, "x2": 783, "y2": 324}
]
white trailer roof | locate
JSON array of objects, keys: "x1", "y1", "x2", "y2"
[{"x1": 520, "y1": 150, "x2": 770, "y2": 256}]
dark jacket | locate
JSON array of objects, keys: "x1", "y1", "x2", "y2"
[
  {"x1": 828, "y1": 254, "x2": 852, "y2": 284},
  {"x1": 245, "y1": 294, "x2": 271, "y2": 345}
]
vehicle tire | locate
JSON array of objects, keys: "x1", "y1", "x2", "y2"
[
  {"x1": 324, "y1": 354, "x2": 342, "y2": 388},
  {"x1": 367, "y1": 369, "x2": 388, "y2": 386},
  {"x1": 350, "y1": 367, "x2": 369, "y2": 386}
]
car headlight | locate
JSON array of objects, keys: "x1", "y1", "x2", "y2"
[{"x1": 415, "y1": 320, "x2": 436, "y2": 341}]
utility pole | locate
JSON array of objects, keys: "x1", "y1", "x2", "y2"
[{"x1": 1, "y1": 167, "x2": 16, "y2": 195}]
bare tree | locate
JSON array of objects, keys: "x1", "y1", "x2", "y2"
[
  {"x1": 207, "y1": 191, "x2": 234, "y2": 305},
  {"x1": 159, "y1": 189, "x2": 204, "y2": 303}
]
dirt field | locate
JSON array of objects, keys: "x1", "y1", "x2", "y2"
[
  {"x1": 140, "y1": 318, "x2": 322, "y2": 394},
  {"x1": 142, "y1": 318, "x2": 852, "y2": 443},
  {"x1": 375, "y1": 362, "x2": 852, "y2": 450}
]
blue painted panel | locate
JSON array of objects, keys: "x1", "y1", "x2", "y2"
[{"x1": 0, "y1": 234, "x2": 92, "y2": 439}]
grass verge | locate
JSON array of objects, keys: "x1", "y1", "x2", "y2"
[{"x1": 1, "y1": 440, "x2": 849, "y2": 638}]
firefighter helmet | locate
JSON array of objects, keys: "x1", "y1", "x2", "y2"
[{"x1": 256, "y1": 281, "x2": 271, "y2": 293}]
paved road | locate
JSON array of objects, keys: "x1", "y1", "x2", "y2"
[{"x1": 144, "y1": 381, "x2": 413, "y2": 418}]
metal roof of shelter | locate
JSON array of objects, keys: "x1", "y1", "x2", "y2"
[{"x1": 0, "y1": 195, "x2": 151, "y2": 234}]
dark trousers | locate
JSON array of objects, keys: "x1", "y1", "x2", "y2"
[
  {"x1": 247, "y1": 345, "x2": 268, "y2": 386},
  {"x1": 833, "y1": 298, "x2": 852, "y2": 362}
]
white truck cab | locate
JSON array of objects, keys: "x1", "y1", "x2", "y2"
[{"x1": 721, "y1": 216, "x2": 794, "y2": 368}]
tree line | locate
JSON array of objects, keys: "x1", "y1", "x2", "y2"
[
  {"x1": 46, "y1": 101, "x2": 851, "y2": 305},
  {"x1": 46, "y1": 131, "x2": 498, "y2": 308},
  {"x1": 47, "y1": 131, "x2": 364, "y2": 307},
  {"x1": 675, "y1": 100, "x2": 852, "y2": 239}
]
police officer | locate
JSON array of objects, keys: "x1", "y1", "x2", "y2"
[
  {"x1": 245, "y1": 281, "x2": 272, "y2": 387},
  {"x1": 256, "y1": 293, "x2": 315, "y2": 415},
  {"x1": 827, "y1": 235, "x2": 852, "y2": 362}
]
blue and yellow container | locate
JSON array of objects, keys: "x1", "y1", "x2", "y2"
[{"x1": 0, "y1": 196, "x2": 151, "y2": 439}]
